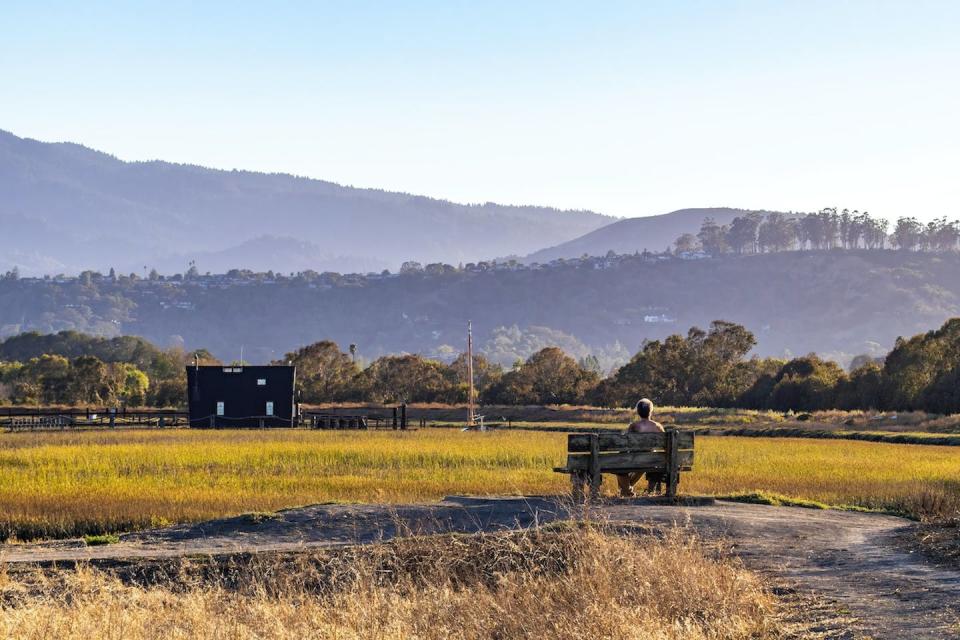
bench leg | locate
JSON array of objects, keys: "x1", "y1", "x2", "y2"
[
  {"x1": 588, "y1": 433, "x2": 601, "y2": 501},
  {"x1": 570, "y1": 471, "x2": 588, "y2": 504},
  {"x1": 666, "y1": 430, "x2": 680, "y2": 498},
  {"x1": 589, "y1": 473, "x2": 602, "y2": 502}
]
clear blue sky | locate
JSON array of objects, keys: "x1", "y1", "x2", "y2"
[{"x1": 3, "y1": 1, "x2": 958, "y2": 221}]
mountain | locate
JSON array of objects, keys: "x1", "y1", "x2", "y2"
[
  {"x1": 0, "y1": 129, "x2": 614, "y2": 276},
  {"x1": 523, "y1": 207, "x2": 779, "y2": 263},
  {"x1": 3, "y1": 250, "x2": 957, "y2": 368}
]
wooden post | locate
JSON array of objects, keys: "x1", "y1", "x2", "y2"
[
  {"x1": 666, "y1": 429, "x2": 680, "y2": 498},
  {"x1": 589, "y1": 433, "x2": 601, "y2": 501},
  {"x1": 400, "y1": 404, "x2": 407, "y2": 430},
  {"x1": 571, "y1": 471, "x2": 587, "y2": 504},
  {"x1": 392, "y1": 407, "x2": 398, "y2": 429}
]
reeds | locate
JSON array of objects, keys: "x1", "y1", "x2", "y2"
[{"x1": 0, "y1": 526, "x2": 781, "y2": 639}]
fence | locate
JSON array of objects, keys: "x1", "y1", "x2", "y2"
[
  {"x1": 301, "y1": 404, "x2": 409, "y2": 430},
  {"x1": 0, "y1": 407, "x2": 189, "y2": 432}
]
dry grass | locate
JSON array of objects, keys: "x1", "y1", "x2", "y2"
[
  {"x1": 0, "y1": 526, "x2": 785, "y2": 640},
  {"x1": 1, "y1": 429, "x2": 958, "y2": 540}
]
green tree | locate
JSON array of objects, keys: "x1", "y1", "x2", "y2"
[
  {"x1": 69, "y1": 355, "x2": 109, "y2": 405},
  {"x1": 837, "y1": 361, "x2": 883, "y2": 410},
  {"x1": 697, "y1": 218, "x2": 728, "y2": 256},
  {"x1": 279, "y1": 340, "x2": 358, "y2": 403},
  {"x1": 104, "y1": 363, "x2": 150, "y2": 406},
  {"x1": 600, "y1": 321, "x2": 757, "y2": 407},
  {"x1": 726, "y1": 213, "x2": 761, "y2": 254},
  {"x1": 19, "y1": 355, "x2": 72, "y2": 404},
  {"x1": 358, "y1": 354, "x2": 455, "y2": 403},
  {"x1": 882, "y1": 318, "x2": 960, "y2": 411},
  {"x1": 891, "y1": 217, "x2": 923, "y2": 251},
  {"x1": 484, "y1": 347, "x2": 599, "y2": 405},
  {"x1": 673, "y1": 233, "x2": 699, "y2": 254},
  {"x1": 121, "y1": 364, "x2": 150, "y2": 406},
  {"x1": 446, "y1": 353, "x2": 503, "y2": 402},
  {"x1": 757, "y1": 212, "x2": 797, "y2": 252},
  {"x1": 766, "y1": 356, "x2": 846, "y2": 411}
]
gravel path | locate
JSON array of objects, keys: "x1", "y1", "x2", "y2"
[{"x1": 2, "y1": 496, "x2": 958, "y2": 639}]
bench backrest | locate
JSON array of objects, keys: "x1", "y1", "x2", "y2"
[{"x1": 563, "y1": 431, "x2": 694, "y2": 473}]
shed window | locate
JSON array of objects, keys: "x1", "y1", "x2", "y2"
[
  {"x1": 257, "y1": 378, "x2": 267, "y2": 386},
  {"x1": 266, "y1": 402, "x2": 274, "y2": 416},
  {"x1": 216, "y1": 402, "x2": 225, "y2": 416}
]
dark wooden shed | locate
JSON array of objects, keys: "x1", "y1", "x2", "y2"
[{"x1": 186, "y1": 365, "x2": 296, "y2": 427}]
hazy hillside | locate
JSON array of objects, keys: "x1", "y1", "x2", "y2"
[
  {"x1": 523, "y1": 207, "x2": 780, "y2": 262},
  {"x1": 0, "y1": 130, "x2": 613, "y2": 276},
  {"x1": 2, "y1": 250, "x2": 957, "y2": 368}
]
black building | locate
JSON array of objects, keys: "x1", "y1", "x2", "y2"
[{"x1": 186, "y1": 365, "x2": 296, "y2": 427}]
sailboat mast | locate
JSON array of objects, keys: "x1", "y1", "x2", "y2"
[{"x1": 467, "y1": 320, "x2": 475, "y2": 425}]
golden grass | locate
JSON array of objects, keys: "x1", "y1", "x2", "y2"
[
  {"x1": 0, "y1": 527, "x2": 781, "y2": 640},
  {"x1": 0, "y1": 429, "x2": 565, "y2": 540},
  {"x1": 1, "y1": 428, "x2": 958, "y2": 540}
]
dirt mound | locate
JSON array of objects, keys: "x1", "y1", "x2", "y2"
[{"x1": 3, "y1": 497, "x2": 959, "y2": 639}]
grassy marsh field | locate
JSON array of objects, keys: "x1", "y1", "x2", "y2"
[{"x1": 1, "y1": 428, "x2": 958, "y2": 541}]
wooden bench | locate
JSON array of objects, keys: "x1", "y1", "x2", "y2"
[{"x1": 553, "y1": 430, "x2": 695, "y2": 501}]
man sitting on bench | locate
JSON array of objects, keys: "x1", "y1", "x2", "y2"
[{"x1": 617, "y1": 398, "x2": 666, "y2": 497}]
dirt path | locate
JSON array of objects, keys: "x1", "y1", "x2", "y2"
[{"x1": 2, "y1": 497, "x2": 958, "y2": 639}]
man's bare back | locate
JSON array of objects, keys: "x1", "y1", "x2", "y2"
[
  {"x1": 618, "y1": 399, "x2": 666, "y2": 496},
  {"x1": 625, "y1": 417, "x2": 665, "y2": 434}
]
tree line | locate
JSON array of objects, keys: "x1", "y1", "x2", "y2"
[
  {"x1": 281, "y1": 319, "x2": 960, "y2": 414},
  {"x1": 0, "y1": 332, "x2": 214, "y2": 407},
  {"x1": 677, "y1": 209, "x2": 960, "y2": 256},
  {"x1": 2, "y1": 318, "x2": 959, "y2": 415}
]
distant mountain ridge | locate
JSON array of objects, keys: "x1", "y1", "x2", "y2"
[
  {"x1": 0, "y1": 129, "x2": 614, "y2": 275},
  {"x1": 523, "y1": 207, "x2": 782, "y2": 263}
]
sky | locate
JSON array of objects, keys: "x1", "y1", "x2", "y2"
[{"x1": 2, "y1": 0, "x2": 959, "y2": 221}]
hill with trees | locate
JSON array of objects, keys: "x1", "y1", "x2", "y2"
[
  {"x1": 677, "y1": 208, "x2": 957, "y2": 256},
  {"x1": 0, "y1": 129, "x2": 612, "y2": 276},
  {"x1": 522, "y1": 207, "x2": 768, "y2": 262},
  {"x1": 2, "y1": 249, "x2": 959, "y2": 369},
  {"x1": 526, "y1": 206, "x2": 960, "y2": 264}
]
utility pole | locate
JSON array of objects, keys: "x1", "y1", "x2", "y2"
[{"x1": 467, "y1": 320, "x2": 475, "y2": 426}]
